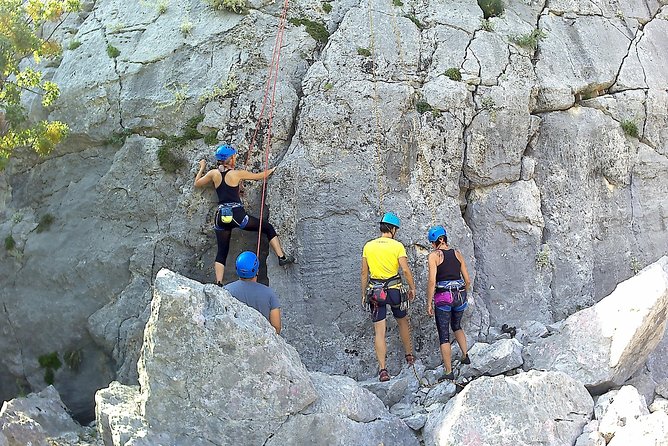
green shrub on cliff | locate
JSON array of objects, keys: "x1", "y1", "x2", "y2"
[{"x1": 0, "y1": 0, "x2": 81, "y2": 168}]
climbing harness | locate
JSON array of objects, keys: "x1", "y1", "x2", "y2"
[
  {"x1": 213, "y1": 203, "x2": 249, "y2": 230},
  {"x1": 434, "y1": 279, "x2": 466, "y2": 308},
  {"x1": 365, "y1": 275, "x2": 404, "y2": 317}
]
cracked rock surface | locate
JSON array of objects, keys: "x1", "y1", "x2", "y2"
[{"x1": 1, "y1": 0, "x2": 667, "y2": 422}]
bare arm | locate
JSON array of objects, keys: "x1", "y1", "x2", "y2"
[
  {"x1": 269, "y1": 308, "x2": 282, "y2": 334},
  {"x1": 361, "y1": 257, "x2": 369, "y2": 306},
  {"x1": 398, "y1": 256, "x2": 416, "y2": 301},
  {"x1": 455, "y1": 250, "x2": 471, "y2": 290},
  {"x1": 426, "y1": 252, "x2": 438, "y2": 316},
  {"x1": 194, "y1": 160, "x2": 215, "y2": 188},
  {"x1": 226, "y1": 167, "x2": 276, "y2": 185}
]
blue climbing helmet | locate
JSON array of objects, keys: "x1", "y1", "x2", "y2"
[
  {"x1": 235, "y1": 251, "x2": 259, "y2": 279},
  {"x1": 428, "y1": 225, "x2": 447, "y2": 243},
  {"x1": 215, "y1": 144, "x2": 237, "y2": 161},
  {"x1": 380, "y1": 212, "x2": 401, "y2": 228}
]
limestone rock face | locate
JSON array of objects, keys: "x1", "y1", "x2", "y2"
[
  {"x1": 524, "y1": 256, "x2": 668, "y2": 391},
  {"x1": 137, "y1": 269, "x2": 317, "y2": 444},
  {"x1": 2, "y1": 0, "x2": 668, "y2": 421},
  {"x1": 423, "y1": 370, "x2": 593, "y2": 446}
]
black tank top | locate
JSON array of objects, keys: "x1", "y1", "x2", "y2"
[
  {"x1": 436, "y1": 249, "x2": 461, "y2": 281},
  {"x1": 215, "y1": 169, "x2": 241, "y2": 204}
]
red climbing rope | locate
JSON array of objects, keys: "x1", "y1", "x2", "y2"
[{"x1": 245, "y1": 0, "x2": 290, "y2": 256}]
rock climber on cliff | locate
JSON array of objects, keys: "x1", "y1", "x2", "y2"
[
  {"x1": 361, "y1": 212, "x2": 417, "y2": 382},
  {"x1": 194, "y1": 144, "x2": 294, "y2": 285}
]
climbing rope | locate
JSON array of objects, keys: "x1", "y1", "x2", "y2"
[{"x1": 241, "y1": 0, "x2": 290, "y2": 256}]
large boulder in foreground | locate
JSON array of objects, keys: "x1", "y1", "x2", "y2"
[
  {"x1": 423, "y1": 370, "x2": 593, "y2": 446},
  {"x1": 137, "y1": 269, "x2": 317, "y2": 444},
  {"x1": 524, "y1": 256, "x2": 668, "y2": 392},
  {"x1": 266, "y1": 372, "x2": 418, "y2": 446},
  {"x1": 97, "y1": 269, "x2": 415, "y2": 445}
]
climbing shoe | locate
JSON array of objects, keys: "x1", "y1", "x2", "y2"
[
  {"x1": 278, "y1": 254, "x2": 295, "y2": 266},
  {"x1": 461, "y1": 354, "x2": 471, "y2": 365},
  {"x1": 405, "y1": 353, "x2": 416, "y2": 365},
  {"x1": 440, "y1": 371, "x2": 455, "y2": 381},
  {"x1": 379, "y1": 369, "x2": 390, "y2": 382}
]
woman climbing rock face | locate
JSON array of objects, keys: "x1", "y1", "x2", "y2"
[{"x1": 194, "y1": 144, "x2": 294, "y2": 285}]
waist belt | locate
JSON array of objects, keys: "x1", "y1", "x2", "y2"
[
  {"x1": 369, "y1": 275, "x2": 402, "y2": 289},
  {"x1": 436, "y1": 279, "x2": 465, "y2": 291}
]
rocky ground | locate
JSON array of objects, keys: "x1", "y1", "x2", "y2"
[{"x1": 2, "y1": 257, "x2": 667, "y2": 445}]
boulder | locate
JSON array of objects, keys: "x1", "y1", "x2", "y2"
[
  {"x1": 607, "y1": 411, "x2": 668, "y2": 446},
  {"x1": 0, "y1": 386, "x2": 84, "y2": 446},
  {"x1": 650, "y1": 397, "x2": 668, "y2": 415},
  {"x1": 524, "y1": 256, "x2": 668, "y2": 391},
  {"x1": 423, "y1": 380, "x2": 457, "y2": 407},
  {"x1": 462, "y1": 338, "x2": 523, "y2": 377},
  {"x1": 423, "y1": 370, "x2": 593, "y2": 446},
  {"x1": 95, "y1": 382, "x2": 147, "y2": 446},
  {"x1": 359, "y1": 362, "x2": 425, "y2": 408},
  {"x1": 265, "y1": 372, "x2": 418, "y2": 446},
  {"x1": 136, "y1": 269, "x2": 317, "y2": 444},
  {"x1": 574, "y1": 420, "x2": 605, "y2": 446},
  {"x1": 595, "y1": 386, "x2": 649, "y2": 441}
]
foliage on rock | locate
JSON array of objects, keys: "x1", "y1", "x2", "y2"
[
  {"x1": 478, "y1": 0, "x2": 504, "y2": 19},
  {"x1": 204, "y1": 0, "x2": 247, "y2": 14},
  {"x1": 289, "y1": 18, "x2": 329, "y2": 43},
  {"x1": 157, "y1": 115, "x2": 205, "y2": 173},
  {"x1": 0, "y1": 0, "x2": 81, "y2": 167}
]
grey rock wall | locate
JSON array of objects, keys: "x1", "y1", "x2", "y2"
[{"x1": 1, "y1": 0, "x2": 667, "y2": 419}]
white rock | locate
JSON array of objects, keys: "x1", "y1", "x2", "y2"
[
  {"x1": 595, "y1": 386, "x2": 649, "y2": 441},
  {"x1": 524, "y1": 257, "x2": 668, "y2": 390},
  {"x1": 423, "y1": 370, "x2": 593, "y2": 446}
]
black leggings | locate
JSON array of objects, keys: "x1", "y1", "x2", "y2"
[
  {"x1": 434, "y1": 307, "x2": 465, "y2": 345},
  {"x1": 214, "y1": 206, "x2": 278, "y2": 265}
]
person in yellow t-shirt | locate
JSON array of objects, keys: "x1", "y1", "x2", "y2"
[{"x1": 361, "y1": 212, "x2": 417, "y2": 382}]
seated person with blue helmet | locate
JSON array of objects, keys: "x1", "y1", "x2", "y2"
[
  {"x1": 426, "y1": 225, "x2": 471, "y2": 381},
  {"x1": 224, "y1": 251, "x2": 281, "y2": 334},
  {"x1": 194, "y1": 144, "x2": 294, "y2": 285}
]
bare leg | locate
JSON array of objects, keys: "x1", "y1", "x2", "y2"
[
  {"x1": 215, "y1": 262, "x2": 225, "y2": 284},
  {"x1": 268, "y1": 236, "x2": 285, "y2": 258},
  {"x1": 373, "y1": 320, "x2": 387, "y2": 370},
  {"x1": 440, "y1": 342, "x2": 453, "y2": 373},
  {"x1": 453, "y1": 329, "x2": 468, "y2": 358},
  {"x1": 396, "y1": 316, "x2": 414, "y2": 357}
]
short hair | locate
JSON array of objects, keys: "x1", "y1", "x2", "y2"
[{"x1": 379, "y1": 222, "x2": 396, "y2": 234}]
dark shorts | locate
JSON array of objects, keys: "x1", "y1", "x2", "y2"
[
  {"x1": 370, "y1": 288, "x2": 407, "y2": 323},
  {"x1": 434, "y1": 290, "x2": 467, "y2": 344}
]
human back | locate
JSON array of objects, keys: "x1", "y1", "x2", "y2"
[
  {"x1": 363, "y1": 237, "x2": 406, "y2": 279},
  {"x1": 224, "y1": 280, "x2": 278, "y2": 321}
]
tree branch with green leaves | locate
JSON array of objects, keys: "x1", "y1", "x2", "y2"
[{"x1": 0, "y1": 0, "x2": 81, "y2": 167}]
